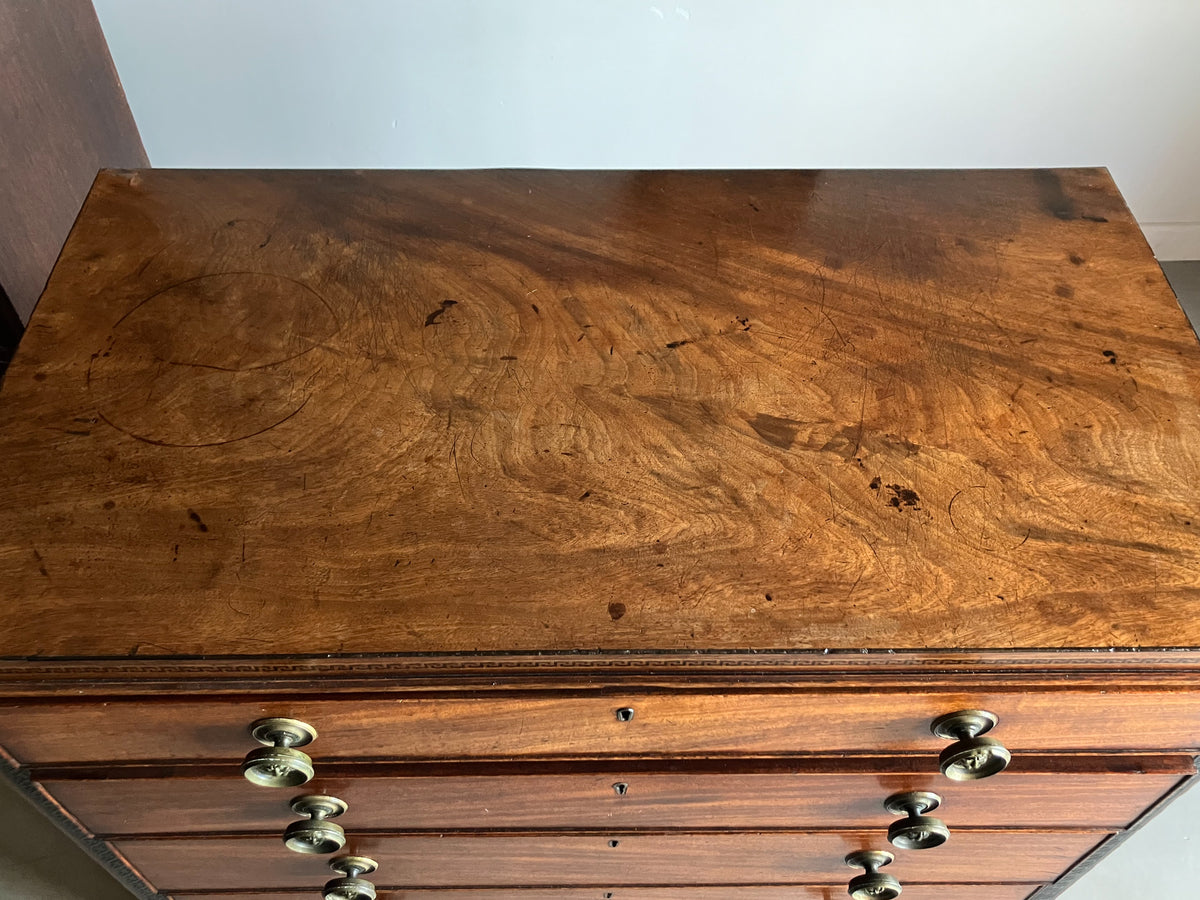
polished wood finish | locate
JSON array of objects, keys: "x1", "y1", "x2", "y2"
[
  {"x1": 40, "y1": 762, "x2": 1184, "y2": 836},
  {"x1": 117, "y1": 831, "x2": 1102, "y2": 890},
  {"x1": 1, "y1": 169, "x2": 1198, "y2": 897},
  {"x1": 0, "y1": 0, "x2": 146, "y2": 323},
  {"x1": 169, "y1": 888, "x2": 1039, "y2": 900},
  {"x1": 6, "y1": 690, "x2": 1200, "y2": 765},
  {"x1": 0, "y1": 169, "x2": 1198, "y2": 657}
]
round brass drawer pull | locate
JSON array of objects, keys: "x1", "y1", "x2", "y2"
[
  {"x1": 930, "y1": 709, "x2": 1011, "y2": 781},
  {"x1": 845, "y1": 849, "x2": 902, "y2": 900},
  {"x1": 885, "y1": 790, "x2": 949, "y2": 850},
  {"x1": 324, "y1": 856, "x2": 379, "y2": 900},
  {"x1": 283, "y1": 795, "x2": 347, "y2": 855},
  {"x1": 241, "y1": 717, "x2": 318, "y2": 788}
]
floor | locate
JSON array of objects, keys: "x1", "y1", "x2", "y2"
[{"x1": 0, "y1": 261, "x2": 1199, "y2": 898}]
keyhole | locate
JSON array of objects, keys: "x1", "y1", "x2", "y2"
[
  {"x1": 615, "y1": 707, "x2": 635, "y2": 722},
  {"x1": 612, "y1": 782, "x2": 629, "y2": 796}
]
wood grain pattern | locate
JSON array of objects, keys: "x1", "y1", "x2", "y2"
[
  {"x1": 1, "y1": 169, "x2": 1198, "y2": 657},
  {"x1": 40, "y1": 766, "x2": 1183, "y2": 836},
  {"x1": 168, "y1": 887, "x2": 1040, "y2": 900},
  {"x1": 0, "y1": 0, "x2": 146, "y2": 322},
  {"x1": 116, "y1": 831, "x2": 1101, "y2": 891},
  {"x1": 6, "y1": 690, "x2": 1200, "y2": 765}
]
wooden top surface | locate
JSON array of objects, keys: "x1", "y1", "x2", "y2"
[{"x1": 1, "y1": 168, "x2": 1198, "y2": 658}]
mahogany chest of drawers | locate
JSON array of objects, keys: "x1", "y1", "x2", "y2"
[{"x1": 1, "y1": 168, "x2": 1199, "y2": 900}]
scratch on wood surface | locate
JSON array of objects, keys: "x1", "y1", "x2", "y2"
[
  {"x1": 450, "y1": 434, "x2": 467, "y2": 500},
  {"x1": 96, "y1": 396, "x2": 310, "y2": 448},
  {"x1": 851, "y1": 366, "x2": 868, "y2": 458}
]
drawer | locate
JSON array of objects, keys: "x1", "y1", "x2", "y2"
[
  {"x1": 5, "y1": 690, "x2": 1200, "y2": 765},
  {"x1": 168, "y1": 888, "x2": 1040, "y2": 900},
  {"x1": 115, "y1": 831, "x2": 1102, "y2": 891},
  {"x1": 38, "y1": 756, "x2": 1190, "y2": 836}
]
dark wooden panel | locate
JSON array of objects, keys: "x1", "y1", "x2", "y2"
[
  {"x1": 1, "y1": 169, "x2": 1198, "y2": 658},
  {"x1": 116, "y1": 831, "x2": 1100, "y2": 891},
  {"x1": 40, "y1": 765, "x2": 1185, "y2": 836},
  {"x1": 0, "y1": 0, "x2": 146, "y2": 323},
  {"x1": 170, "y1": 887, "x2": 1040, "y2": 900},
  {"x1": 6, "y1": 691, "x2": 1200, "y2": 765}
]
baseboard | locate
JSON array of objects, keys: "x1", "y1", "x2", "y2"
[{"x1": 1142, "y1": 222, "x2": 1200, "y2": 261}]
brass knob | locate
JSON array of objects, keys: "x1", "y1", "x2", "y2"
[
  {"x1": 885, "y1": 791, "x2": 949, "y2": 850},
  {"x1": 930, "y1": 709, "x2": 1011, "y2": 781},
  {"x1": 283, "y1": 795, "x2": 347, "y2": 854},
  {"x1": 845, "y1": 849, "x2": 902, "y2": 900},
  {"x1": 241, "y1": 717, "x2": 317, "y2": 788},
  {"x1": 324, "y1": 856, "x2": 379, "y2": 900}
]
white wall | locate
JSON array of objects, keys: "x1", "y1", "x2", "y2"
[{"x1": 93, "y1": 0, "x2": 1200, "y2": 256}]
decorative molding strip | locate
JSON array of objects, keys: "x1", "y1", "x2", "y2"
[{"x1": 4, "y1": 648, "x2": 1200, "y2": 696}]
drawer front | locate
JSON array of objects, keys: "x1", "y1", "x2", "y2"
[
  {"x1": 117, "y1": 831, "x2": 1099, "y2": 890},
  {"x1": 6, "y1": 690, "x2": 1200, "y2": 764},
  {"x1": 168, "y1": 888, "x2": 1040, "y2": 900},
  {"x1": 40, "y1": 765, "x2": 1185, "y2": 836}
]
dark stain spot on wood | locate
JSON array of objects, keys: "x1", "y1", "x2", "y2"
[
  {"x1": 748, "y1": 413, "x2": 802, "y2": 450},
  {"x1": 33, "y1": 372, "x2": 47, "y2": 381},
  {"x1": 765, "y1": 593, "x2": 773, "y2": 602},
  {"x1": 748, "y1": 201, "x2": 760, "y2": 212},
  {"x1": 500, "y1": 355, "x2": 517, "y2": 360},
  {"x1": 1069, "y1": 253, "x2": 1086, "y2": 266},
  {"x1": 736, "y1": 316, "x2": 751, "y2": 331},
  {"x1": 955, "y1": 236, "x2": 978, "y2": 253},
  {"x1": 579, "y1": 490, "x2": 592, "y2": 500},
  {"x1": 1082, "y1": 214, "x2": 1108, "y2": 223},
  {"x1": 886, "y1": 484, "x2": 921, "y2": 509},
  {"x1": 869, "y1": 476, "x2": 882, "y2": 490},
  {"x1": 424, "y1": 299, "x2": 458, "y2": 326},
  {"x1": 1103, "y1": 349, "x2": 1118, "y2": 365},
  {"x1": 824, "y1": 254, "x2": 844, "y2": 270},
  {"x1": 103, "y1": 500, "x2": 116, "y2": 510},
  {"x1": 531, "y1": 303, "x2": 540, "y2": 314},
  {"x1": 1054, "y1": 283, "x2": 1075, "y2": 299},
  {"x1": 1034, "y1": 170, "x2": 1077, "y2": 220},
  {"x1": 665, "y1": 339, "x2": 692, "y2": 349},
  {"x1": 64, "y1": 430, "x2": 90, "y2": 436},
  {"x1": 187, "y1": 509, "x2": 209, "y2": 532},
  {"x1": 608, "y1": 602, "x2": 626, "y2": 621}
]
